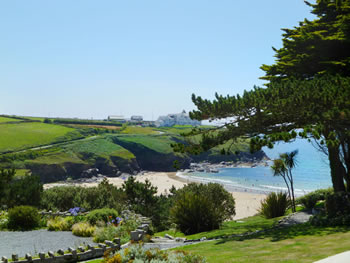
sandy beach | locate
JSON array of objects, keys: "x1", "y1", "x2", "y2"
[{"x1": 44, "y1": 172, "x2": 266, "y2": 220}]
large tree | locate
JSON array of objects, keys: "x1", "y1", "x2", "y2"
[
  {"x1": 175, "y1": 0, "x2": 350, "y2": 192},
  {"x1": 261, "y1": 0, "x2": 350, "y2": 81}
]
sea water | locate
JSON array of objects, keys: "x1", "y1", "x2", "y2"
[{"x1": 178, "y1": 139, "x2": 332, "y2": 196}]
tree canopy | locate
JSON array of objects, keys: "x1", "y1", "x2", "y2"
[
  {"x1": 175, "y1": 1, "x2": 350, "y2": 193},
  {"x1": 261, "y1": 0, "x2": 350, "y2": 81}
]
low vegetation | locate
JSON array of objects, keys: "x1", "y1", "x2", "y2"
[
  {"x1": 103, "y1": 245, "x2": 206, "y2": 263},
  {"x1": 259, "y1": 192, "x2": 289, "y2": 219},
  {"x1": 171, "y1": 183, "x2": 235, "y2": 234},
  {"x1": 7, "y1": 205, "x2": 40, "y2": 230}
]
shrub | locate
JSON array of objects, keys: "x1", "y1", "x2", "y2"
[
  {"x1": 94, "y1": 224, "x2": 119, "y2": 243},
  {"x1": 259, "y1": 192, "x2": 289, "y2": 219},
  {"x1": 72, "y1": 222, "x2": 95, "y2": 237},
  {"x1": 171, "y1": 183, "x2": 235, "y2": 235},
  {"x1": 298, "y1": 193, "x2": 320, "y2": 210},
  {"x1": 325, "y1": 191, "x2": 350, "y2": 218},
  {"x1": 0, "y1": 211, "x2": 8, "y2": 230},
  {"x1": 103, "y1": 244, "x2": 206, "y2": 263},
  {"x1": 87, "y1": 208, "x2": 119, "y2": 225},
  {"x1": 8, "y1": 206, "x2": 40, "y2": 230},
  {"x1": 122, "y1": 176, "x2": 158, "y2": 217},
  {"x1": 41, "y1": 180, "x2": 126, "y2": 211},
  {"x1": 94, "y1": 213, "x2": 140, "y2": 243},
  {"x1": 297, "y1": 188, "x2": 333, "y2": 210},
  {"x1": 47, "y1": 216, "x2": 74, "y2": 231}
]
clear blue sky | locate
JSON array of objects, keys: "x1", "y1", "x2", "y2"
[{"x1": 0, "y1": 1, "x2": 315, "y2": 121}]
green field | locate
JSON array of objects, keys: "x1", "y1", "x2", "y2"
[
  {"x1": 0, "y1": 122, "x2": 78, "y2": 153},
  {"x1": 66, "y1": 137, "x2": 135, "y2": 160},
  {"x1": 0, "y1": 116, "x2": 23, "y2": 123},
  {"x1": 121, "y1": 126, "x2": 159, "y2": 135},
  {"x1": 116, "y1": 135, "x2": 175, "y2": 154},
  {"x1": 28, "y1": 151, "x2": 86, "y2": 165}
]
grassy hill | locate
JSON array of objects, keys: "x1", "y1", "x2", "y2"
[
  {"x1": 0, "y1": 116, "x2": 265, "y2": 182},
  {"x1": 0, "y1": 122, "x2": 81, "y2": 153}
]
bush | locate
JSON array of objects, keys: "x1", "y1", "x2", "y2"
[
  {"x1": 94, "y1": 224, "x2": 119, "y2": 243},
  {"x1": 171, "y1": 183, "x2": 235, "y2": 235},
  {"x1": 87, "y1": 208, "x2": 118, "y2": 225},
  {"x1": 298, "y1": 193, "x2": 320, "y2": 210},
  {"x1": 8, "y1": 206, "x2": 40, "y2": 230},
  {"x1": 0, "y1": 211, "x2": 8, "y2": 230},
  {"x1": 103, "y1": 244, "x2": 206, "y2": 263},
  {"x1": 7, "y1": 175, "x2": 43, "y2": 208},
  {"x1": 259, "y1": 192, "x2": 289, "y2": 219},
  {"x1": 325, "y1": 191, "x2": 350, "y2": 218},
  {"x1": 41, "y1": 179, "x2": 126, "y2": 211},
  {"x1": 72, "y1": 222, "x2": 95, "y2": 237},
  {"x1": 47, "y1": 216, "x2": 74, "y2": 231},
  {"x1": 94, "y1": 213, "x2": 140, "y2": 243},
  {"x1": 297, "y1": 188, "x2": 333, "y2": 210}
]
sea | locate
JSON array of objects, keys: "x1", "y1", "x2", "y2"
[{"x1": 177, "y1": 138, "x2": 332, "y2": 196}]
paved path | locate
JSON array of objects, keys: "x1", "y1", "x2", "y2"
[
  {"x1": 314, "y1": 251, "x2": 350, "y2": 263},
  {"x1": 0, "y1": 230, "x2": 96, "y2": 258}
]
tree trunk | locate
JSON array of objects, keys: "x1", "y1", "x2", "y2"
[
  {"x1": 328, "y1": 144, "x2": 346, "y2": 192},
  {"x1": 281, "y1": 175, "x2": 292, "y2": 210}
]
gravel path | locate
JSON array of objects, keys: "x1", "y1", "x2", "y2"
[{"x1": 0, "y1": 230, "x2": 96, "y2": 258}]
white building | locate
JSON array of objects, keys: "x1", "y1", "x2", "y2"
[
  {"x1": 131, "y1": 115, "x2": 143, "y2": 122},
  {"x1": 155, "y1": 110, "x2": 201, "y2": 127}
]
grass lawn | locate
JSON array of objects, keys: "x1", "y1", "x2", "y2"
[
  {"x1": 175, "y1": 223, "x2": 350, "y2": 263},
  {"x1": 0, "y1": 116, "x2": 23, "y2": 123},
  {"x1": 156, "y1": 215, "x2": 280, "y2": 240},
  {"x1": 0, "y1": 122, "x2": 77, "y2": 153}
]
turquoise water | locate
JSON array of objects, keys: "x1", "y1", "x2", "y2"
[{"x1": 179, "y1": 139, "x2": 332, "y2": 195}]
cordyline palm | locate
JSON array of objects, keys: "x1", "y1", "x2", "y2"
[{"x1": 271, "y1": 150, "x2": 298, "y2": 212}]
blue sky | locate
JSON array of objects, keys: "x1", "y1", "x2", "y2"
[{"x1": 0, "y1": 1, "x2": 315, "y2": 120}]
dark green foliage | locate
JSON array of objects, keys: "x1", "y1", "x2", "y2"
[
  {"x1": 259, "y1": 192, "x2": 289, "y2": 219},
  {"x1": 298, "y1": 193, "x2": 320, "y2": 210},
  {"x1": 171, "y1": 183, "x2": 235, "y2": 234},
  {"x1": 297, "y1": 188, "x2": 333, "y2": 210},
  {"x1": 86, "y1": 208, "x2": 118, "y2": 225},
  {"x1": 8, "y1": 206, "x2": 40, "y2": 230},
  {"x1": 122, "y1": 176, "x2": 158, "y2": 217},
  {"x1": 7, "y1": 175, "x2": 43, "y2": 208},
  {"x1": 261, "y1": 0, "x2": 350, "y2": 81},
  {"x1": 325, "y1": 191, "x2": 350, "y2": 218},
  {"x1": 41, "y1": 179, "x2": 125, "y2": 211},
  {"x1": 309, "y1": 191, "x2": 350, "y2": 227},
  {"x1": 0, "y1": 169, "x2": 43, "y2": 208},
  {"x1": 43, "y1": 118, "x2": 52, "y2": 123},
  {"x1": 0, "y1": 169, "x2": 15, "y2": 205}
]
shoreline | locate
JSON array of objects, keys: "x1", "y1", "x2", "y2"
[{"x1": 44, "y1": 171, "x2": 266, "y2": 220}]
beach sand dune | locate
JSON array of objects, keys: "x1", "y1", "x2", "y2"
[{"x1": 44, "y1": 172, "x2": 265, "y2": 220}]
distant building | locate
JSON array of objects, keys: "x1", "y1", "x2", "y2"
[
  {"x1": 131, "y1": 115, "x2": 143, "y2": 122},
  {"x1": 107, "y1": 115, "x2": 126, "y2": 122},
  {"x1": 155, "y1": 110, "x2": 201, "y2": 127}
]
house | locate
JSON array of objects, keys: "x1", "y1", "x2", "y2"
[{"x1": 155, "y1": 110, "x2": 201, "y2": 127}]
